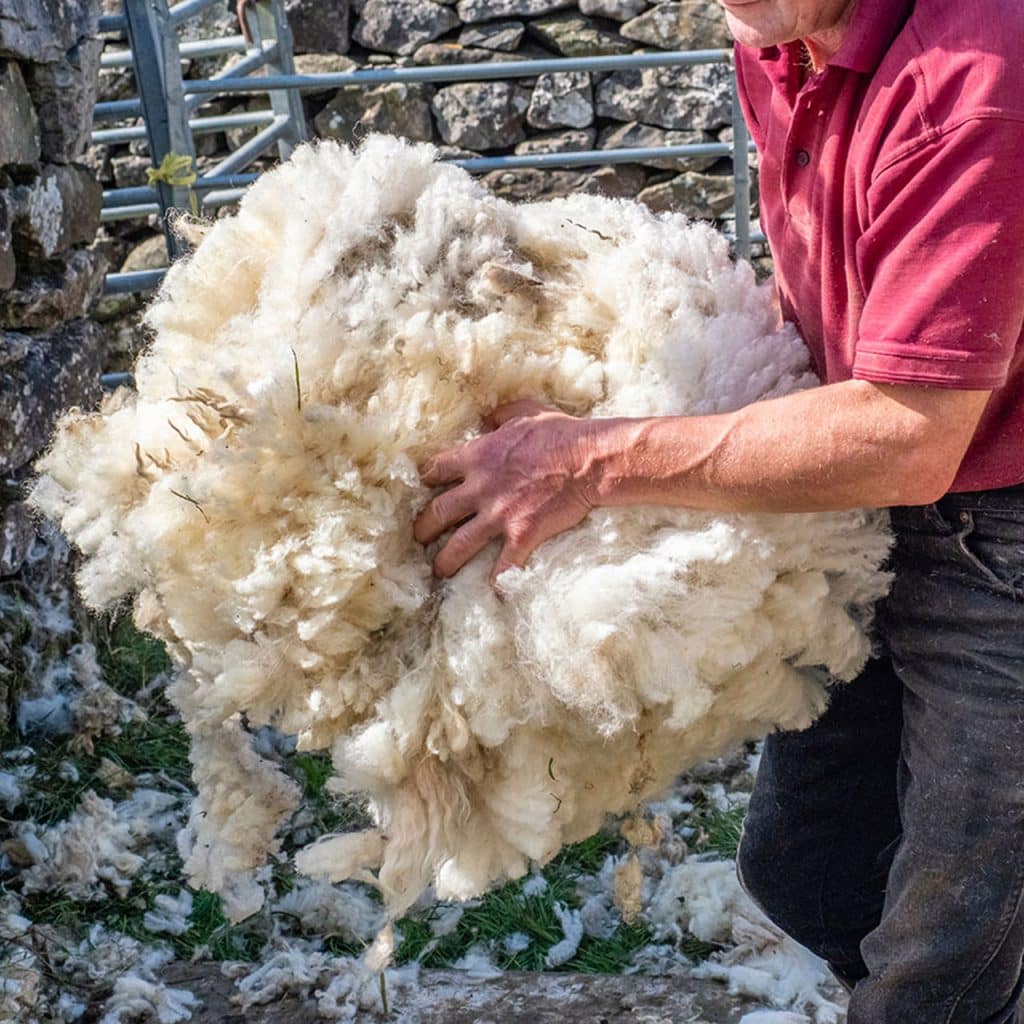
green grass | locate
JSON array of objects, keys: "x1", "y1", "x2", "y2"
[
  {"x1": 96, "y1": 717, "x2": 192, "y2": 785},
  {"x1": 392, "y1": 829, "x2": 653, "y2": 974},
  {"x1": 22, "y1": 878, "x2": 267, "y2": 963},
  {"x1": 94, "y1": 613, "x2": 172, "y2": 696},
  {"x1": 21, "y1": 716, "x2": 192, "y2": 826},
  {"x1": 693, "y1": 804, "x2": 747, "y2": 860},
  {"x1": 5, "y1": 600, "x2": 747, "y2": 978},
  {"x1": 287, "y1": 751, "x2": 371, "y2": 840}
]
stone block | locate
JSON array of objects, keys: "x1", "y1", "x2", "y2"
[
  {"x1": 513, "y1": 127, "x2": 596, "y2": 155},
  {"x1": 620, "y1": 1, "x2": 731, "y2": 49},
  {"x1": 527, "y1": 72, "x2": 594, "y2": 130},
  {"x1": 0, "y1": 0, "x2": 98, "y2": 63},
  {"x1": 455, "y1": 0, "x2": 573, "y2": 23},
  {"x1": 0, "y1": 60, "x2": 40, "y2": 167},
  {"x1": 0, "y1": 190, "x2": 14, "y2": 289},
  {"x1": 483, "y1": 165, "x2": 588, "y2": 201},
  {"x1": 353, "y1": 0, "x2": 459, "y2": 56},
  {"x1": 637, "y1": 169, "x2": 736, "y2": 218},
  {"x1": 121, "y1": 233, "x2": 169, "y2": 273},
  {"x1": 412, "y1": 41, "x2": 525, "y2": 63},
  {"x1": 286, "y1": 0, "x2": 350, "y2": 55},
  {"x1": 432, "y1": 81, "x2": 531, "y2": 150},
  {"x1": 596, "y1": 61, "x2": 733, "y2": 130},
  {"x1": 458, "y1": 19, "x2": 525, "y2": 51},
  {"x1": 11, "y1": 163, "x2": 102, "y2": 258},
  {"x1": 0, "y1": 319, "x2": 106, "y2": 475},
  {"x1": 314, "y1": 82, "x2": 435, "y2": 145},
  {"x1": 527, "y1": 13, "x2": 635, "y2": 56},
  {"x1": 111, "y1": 153, "x2": 151, "y2": 189},
  {"x1": 23, "y1": 37, "x2": 103, "y2": 162},
  {"x1": 0, "y1": 500, "x2": 35, "y2": 576},
  {"x1": 293, "y1": 52, "x2": 358, "y2": 97},
  {"x1": 1, "y1": 248, "x2": 107, "y2": 330},
  {"x1": 578, "y1": 0, "x2": 647, "y2": 20},
  {"x1": 598, "y1": 121, "x2": 720, "y2": 171}
]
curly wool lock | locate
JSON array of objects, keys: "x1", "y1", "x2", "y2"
[{"x1": 32, "y1": 136, "x2": 891, "y2": 922}]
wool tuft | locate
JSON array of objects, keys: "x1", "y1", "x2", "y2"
[{"x1": 32, "y1": 136, "x2": 891, "y2": 922}]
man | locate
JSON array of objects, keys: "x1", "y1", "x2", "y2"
[{"x1": 413, "y1": 0, "x2": 1024, "y2": 1019}]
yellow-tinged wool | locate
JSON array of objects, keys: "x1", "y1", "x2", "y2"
[{"x1": 32, "y1": 136, "x2": 891, "y2": 922}]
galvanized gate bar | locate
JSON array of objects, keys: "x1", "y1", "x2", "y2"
[
  {"x1": 93, "y1": 109, "x2": 276, "y2": 146},
  {"x1": 241, "y1": 0, "x2": 307, "y2": 160},
  {"x1": 183, "y1": 41, "x2": 280, "y2": 115},
  {"x1": 167, "y1": 0, "x2": 222, "y2": 28},
  {"x1": 123, "y1": 0, "x2": 195, "y2": 259},
  {"x1": 179, "y1": 49, "x2": 734, "y2": 97},
  {"x1": 730, "y1": 80, "x2": 751, "y2": 259},
  {"x1": 102, "y1": 33, "x2": 252, "y2": 67}
]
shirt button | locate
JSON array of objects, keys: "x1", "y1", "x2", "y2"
[{"x1": 795, "y1": 149, "x2": 811, "y2": 167}]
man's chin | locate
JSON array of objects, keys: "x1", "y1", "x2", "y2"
[{"x1": 722, "y1": 4, "x2": 786, "y2": 49}]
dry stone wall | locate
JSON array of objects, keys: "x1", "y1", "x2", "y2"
[
  {"x1": 92, "y1": 0, "x2": 756, "y2": 295},
  {"x1": 1, "y1": 0, "x2": 106, "y2": 582}
]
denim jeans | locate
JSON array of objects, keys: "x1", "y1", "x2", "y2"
[{"x1": 737, "y1": 486, "x2": 1024, "y2": 1024}]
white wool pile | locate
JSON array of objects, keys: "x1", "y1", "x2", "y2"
[
  {"x1": 45, "y1": 925, "x2": 199, "y2": 1024},
  {"x1": 31, "y1": 135, "x2": 891, "y2": 923},
  {"x1": 227, "y1": 936, "x2": 420, "y2": 1021},
  {"x1": 143, "y1": 890, "x2": 195, "y2": 936},
  {"x1": 0, "y1": 946, "x2": 45, "y2": 1023},
  {"x1": 270, "y1": 877, "x2": 385, "y2": 944},
  {"x1": 648, "y1": 857, "x2": 845, "y2": 1023},
  {"x1": 13, "y1": 788, "x2": 184, "y2": 899}
]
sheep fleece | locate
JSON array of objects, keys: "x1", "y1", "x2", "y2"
[{"x1": 32, "y1": 136, "x2": 892, "y2": 921}]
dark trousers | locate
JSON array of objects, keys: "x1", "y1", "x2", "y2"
[{"x1": 737, "y1": 488, "x2": 1024, "y2": 1024}]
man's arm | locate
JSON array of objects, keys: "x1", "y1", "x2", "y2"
[{"x1": 413, "y1": 380, "x2": 991, "y2": 581}]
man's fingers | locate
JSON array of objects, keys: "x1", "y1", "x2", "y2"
[
  {"x1": 413, "y1": 484, "x2": 477, "y2": 545},
  {"x1": 489, "y1": 539, "x2": 530, "y2": 588},
  {"x1": 433, "y1": 516, "x2": 500, "y2": 579},
  {"x1": 485, "y1": 399, "x2": 552, "y2": 431},
  {"x1": 419, "y1": 446, "x2": 466, "y2": 487}
]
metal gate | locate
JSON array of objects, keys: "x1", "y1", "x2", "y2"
[{"x1": 94, "y1": 0, "x2": 759, "y2": 297}]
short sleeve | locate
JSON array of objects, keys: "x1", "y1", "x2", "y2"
[{"x1": 853, "y1": 115, "x2": 1024, "y2": 389}]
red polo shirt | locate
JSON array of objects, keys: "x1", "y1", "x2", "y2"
[{"x1": 734, "y1": 0, "x2": 1024, "y2": 493}]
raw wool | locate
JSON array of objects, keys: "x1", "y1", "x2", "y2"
[
  {"x1": 613, "y1": 853, "x2": 646, "y2": 925},
  {"x1": 64, "y1": 642, "x2": 148, "y2": 756},
  {"x1": 270, "y1": 878, "x2": 386, "y2": 944},
  {"x1": 0, "y1": 769, "x2": 24, "y2": 811},
  {"x1": 1, "y1": 523, "x2": 145, "y2": 753},
  {"x1": 451, "y1": 944, "x2": 503, "y2": 979},
  {"x1": 543, "y1": 902, "x2": 584, "y2": 967},
  {"x1": 13, "y1": 787, "x2": 185, "y2": 899},
  {"x1": 0, "y1": 946, "x2": 45, "y2": 1023},
  {"x1": 32, "y1": 134, "x2": 892, "y2": 923},
  {"x1": 93, "y1": 941, "x2": 198, "y2": 1024},
  {"x1": 143, "y1": 890, "x2": 195, "y2": 936},
  {"x1": 50, "y1": 925, "x2": 199, "y2": 1024},
  {"x1": 740, "y1": 1012, "x2": 814, "y2": 1024},
  {"x1": 648, "y1": 856, "x2": 845, "y2": 1023},
  {"x1": 226, "y1": 938, "x2": 421, "y2": 1021}
]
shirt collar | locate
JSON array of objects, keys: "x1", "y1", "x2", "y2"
[
  {"x1": 827, "y1": 0, "x2": 914, "y2": 73},
  {"x1": 755, "y1": 0, "x2": 914, "y2": 76}
]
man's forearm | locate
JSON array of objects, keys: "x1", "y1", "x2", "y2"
[
  {"x1": 415, "y1": 380, "x2": 991, "y2": 579},
  {"x1": 587, "y1": 379, "x2": 991, "y2": 513}
]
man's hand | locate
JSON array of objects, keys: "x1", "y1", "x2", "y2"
[
  {"x1": 413, "y1": 400, "x2": 610, "y2": 584},
  {"x1": 412, "y1": 380, "x2": 992, "y2": 584}
]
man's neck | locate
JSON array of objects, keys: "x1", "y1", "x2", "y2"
[{"x1": 803, "y1": 0, "x2": 860, "y2": 70}]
